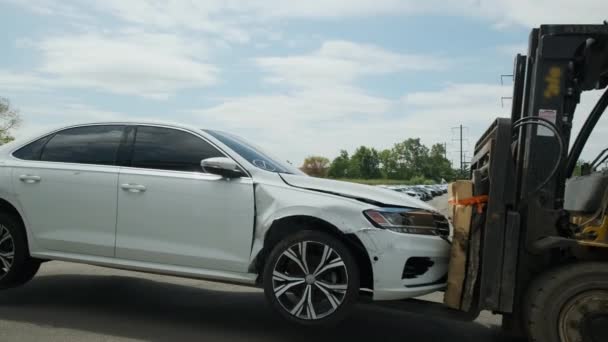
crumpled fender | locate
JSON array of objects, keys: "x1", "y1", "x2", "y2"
[{"x1": 248, "y1": 182, "x2": 373, "y2": 270}]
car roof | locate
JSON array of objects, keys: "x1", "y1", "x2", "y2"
[{"x1": 69, "y1": 121, "x2": 202, "y2": 132}]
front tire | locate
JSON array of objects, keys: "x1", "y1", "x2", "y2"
[
  {"x1": 524, "y1": 262, "x2": 608, "y2": 342},
  {"x1": 0, "y1": 213, "x2": 40, "y2": 290},
  {"x1": 262, "y1": 230, "x2": 360, "y2": 325}
]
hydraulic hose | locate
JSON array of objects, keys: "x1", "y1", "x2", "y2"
[{"x1": 512, "y1": 116, "x2": 564, "y2": 195}]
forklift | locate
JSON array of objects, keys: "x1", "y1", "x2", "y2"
[{"x1": 396, "y1": 24, "x2": 608, "y2": 342}]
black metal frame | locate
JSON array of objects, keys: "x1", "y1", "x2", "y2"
[
  {"x1": 566, "y1": 89, "x2": 608, "y2": 175},
  {"x1": 466, "y1": 24, "x2": 608, "y2": 315}
]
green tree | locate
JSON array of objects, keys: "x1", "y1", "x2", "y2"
[
  {"x1": 328, "y1": 150, "x2": 350, "y2": 178},
  {"x1": 572, "y1": 160, "x2": 590, "y2": 176},
  {"x1": 378, "y1": 148, "x2": 399, "y2": 179},
  {"x1": 454, "y1": 164, "x2": 471, "y2": 180},
  {"x1": 349, "y1": 146, "x2": 381, "y2": 179},
  {"x1": 392, "y1": 138, "x2": 429, "y2": 179},
  {"x1": 300, "y1": 156, "x2": 330, "y2": 177},
  {"x1": 0, "y1": 98, "x2": 21, "y2": 145},
  {"x1": 427, "y1": 143, "x2": 454, "y2": 181}
]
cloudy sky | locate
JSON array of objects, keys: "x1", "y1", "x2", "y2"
[{"x1": 1, "y1": 0, "x2": 607, "y2": 166}]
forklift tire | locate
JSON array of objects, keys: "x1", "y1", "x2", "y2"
[{"x1": 524, "y1": 262, "x2": 608, "y2": 342}]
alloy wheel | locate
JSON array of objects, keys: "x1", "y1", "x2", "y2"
[
  {"x1": 0, "y1": 224, "x2": 15, "y2": 279},
  {"x1": 272, "y1": 241, "x2": 348, "y2": 320}
]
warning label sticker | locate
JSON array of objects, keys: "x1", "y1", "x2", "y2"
[{"x1": 537, "y1": 109, "x2": 557, "y2": 136}]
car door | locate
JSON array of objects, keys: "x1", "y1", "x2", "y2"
[
  {"x1": 115, "y1": 125, "x2": 255, "y2": 273},
  {"x1": 11, "y1": 125, "x2": 125, "y2": 257}
]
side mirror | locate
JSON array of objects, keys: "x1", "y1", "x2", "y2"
[{"x1": 201, "y1": 157, "x2": 243, "y2": 178}]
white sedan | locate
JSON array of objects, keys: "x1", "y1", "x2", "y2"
[{"x1": 0, "y1": 122, "x2": 450, "y2": 324}]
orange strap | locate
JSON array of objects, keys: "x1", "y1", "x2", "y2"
[{"x1": 448, "y1": 195, "x2": 489, "y2": 214}]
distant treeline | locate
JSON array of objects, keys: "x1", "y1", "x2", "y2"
[{"x1": 300, "y1": 138, "x2": 464, "y2": 183}]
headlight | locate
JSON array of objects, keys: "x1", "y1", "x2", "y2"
[{"x1": 363, "y1": 208, "x2": 449, "y2": 237}]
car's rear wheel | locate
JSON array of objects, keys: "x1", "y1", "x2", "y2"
[
  {"x1": 0, "y1": 213, "x2": 40, "y2": 289},
  {"x1": 262, "y1": 230, "x2": 360, "y2": 325}
]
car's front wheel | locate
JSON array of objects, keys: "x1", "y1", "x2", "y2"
[{"x1": 263, "y1": 230, "x2": 360, "y2": 325}]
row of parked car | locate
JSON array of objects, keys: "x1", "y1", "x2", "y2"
[{"x1": 378, "y1": 184, "x2": 448, "y2": 201}]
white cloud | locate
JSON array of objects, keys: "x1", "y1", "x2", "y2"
[
  {"x1": 10, "y1": 0, "x2": 607, "y2": 31},
  {"x1": 187, "y1": 40, "x2": 448, "y2": 162},
  {"x1": 403, "y1": 83, "x2": 509, "y2": 109},
  {"x1": 0, "y1": 70, "x2": 56, "y2": 93},
  {"x1": 191, "y1": 86, "x2": 392, "y2": 124},
  {"x1": 194, "y1": 40, "x2": 444, "y2": 123},
  {"x1": 256, "y1": 40, "x2": 448, "y2": 88},
  {"x1": 186, "y1": 40, "x2": 449, "y2": 161},
  {"x1": 496, "y1": 43, "x2": 527, "y2": 56},
  {"x1": 2, "y1": 0, "x2": 91, "y2": 20},
  {"x1": 36, "y1": 31, "x2": 218, "y2": 99},
  {"x1": 1, "y1": 31, "x2": 218, "y2": 99},
  {"x1": 10, "y1": 102, "x2": 127, "y2": 141},
  {"x1": 93, "y1": 0, "x2": 252, "y2": 43},
  {"x1": 477, "y1": 0, "x2": 608, "y2": 28}
]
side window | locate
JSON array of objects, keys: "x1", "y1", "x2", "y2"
[
  {"x1": 131, "y1": 126, "x2": 224, "y2": 172},
  {"x1": 12, "y1": 135, "x2": 53, "y2": 160},
  {"x1": 40, "y1": 125, "x2": 125, "y2": 165}
]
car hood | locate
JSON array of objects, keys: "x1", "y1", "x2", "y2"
[{"x1": 280, "y1": 174, "x2": 437, "y2": 212}]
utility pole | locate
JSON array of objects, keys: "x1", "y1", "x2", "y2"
[
  {"x1": 460, "y1": 125, "x2": 463, "y2": 174},
  {"x1": 443, "y1": 142, "x2": 448, "y2": 159},
  {"x1": 451, "y1": 125, "x2": 468, "y2": 177}
]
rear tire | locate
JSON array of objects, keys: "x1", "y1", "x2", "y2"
[
  {"x1": 524, "y1": 262, "x2": 608, "y2": 342},
  {"x1": 262, "y1": 230, "x2": 360, "y2": 325},
  {"x1": 0, "y1": 213, "x2": 40, "y2": 290}
]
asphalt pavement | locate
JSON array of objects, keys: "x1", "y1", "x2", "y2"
[{"x1": 0, "y1": 194, "x2": 518, "y2": 342}]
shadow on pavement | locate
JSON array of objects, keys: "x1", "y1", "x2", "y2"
[{"x1": 0, "y1": 274, "x2": 517, "y2": 342}]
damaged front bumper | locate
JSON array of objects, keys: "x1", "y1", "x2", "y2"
[{"x1": 354, "y1": 228, "x2": 450, "y2": 301}]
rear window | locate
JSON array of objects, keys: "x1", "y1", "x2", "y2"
[
  {"x1": 39, "y1": 125, "x2": 125, "y2": 165},
  {"x1": 12, "y1": 135, "x2": 53, "y2": 160}
]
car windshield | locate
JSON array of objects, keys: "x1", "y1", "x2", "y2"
[{"x1": 204, "y1": 130, "x2": 303, "y2": 175}]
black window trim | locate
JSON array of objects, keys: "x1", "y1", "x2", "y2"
[
  {"x1": 37, "y1": 133, "x2": 54, "y2": 161},
  {"x1": 118, "y1": 124, "x2": 251, "y2": 177},
  {"x1": 115, "y1": 125, "x2": 136, "y2": 167}
]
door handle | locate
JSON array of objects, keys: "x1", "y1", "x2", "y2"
[
  {"x1": 120, "y1": 183, "x2": 147, "y2": 193},
  {"x1": 19, "y1": 174, "x2": 41, "y2": 184}
]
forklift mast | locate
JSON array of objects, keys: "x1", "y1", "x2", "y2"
[{"x1": 467, "y1": 24, "x2": 608, "y2": 315}]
